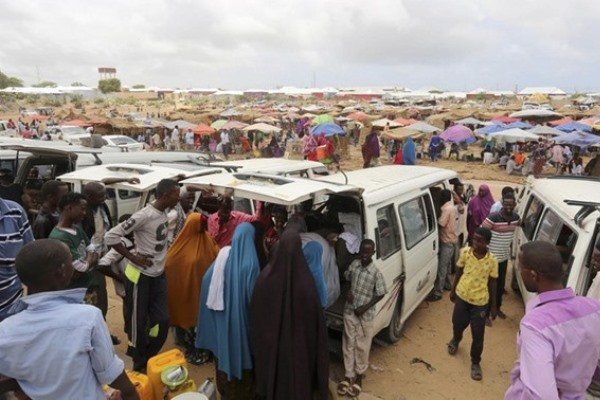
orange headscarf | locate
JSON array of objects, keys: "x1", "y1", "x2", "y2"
[{"x1": 165, "y1": 213, "x2": 220, "y2": 328}]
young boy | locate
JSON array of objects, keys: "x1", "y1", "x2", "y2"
[
  {"x1": 338, "y1": 239, "x2": 387, "y2": 398},
  {"x1": 447, "y1": 227, "x2": 498, "y2": 381}
]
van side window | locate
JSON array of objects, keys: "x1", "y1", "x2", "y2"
[
  {"x1": 118, "y1": 190, "x2": 141, "y2": 200},
  {"x1": 399, "y1": 195, "x2": 435, "y2": 249},
  {"x1": 535, "y1": 209, "x2": 578, "y2": 284},
  {"x1": 522, "y1": 195, "x2": 544, "y2": 240},
  {"x1": 375, "y1": 204, "x2": 401, "y2": 259}
]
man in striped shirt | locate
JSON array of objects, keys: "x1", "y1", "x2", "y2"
[
  {"x1": 481, "y1": 194, "x2": 520, "y2": 319},
  {"x1": 0, "y1": 197, "x2": 34, "y2": 321}
]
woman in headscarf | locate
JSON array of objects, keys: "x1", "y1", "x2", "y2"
[
  {"x1": 250, "y1": 223, "x2": 329, "y2": 400},
  {"x1": 466, "y1": 184, "x2": 495, "y2": 243},
  {"x1": 165, "y1": 213, "x2": 220, "y2": 364},
  {"x1": 403, "y1": 137, "x2": 416, "y2": 165},
  {"x1": 361, "y1": 130, "x2": 380, "y2": 168},
  {"x1": 393, "y1": 140, "x2": 404, "y2": 165},
  {"x1": 196, "y1": 223, "x2": 261, "y2": 399},
  {"x1": 302, "y1": 132, "x2": 318, "y2": 161}
]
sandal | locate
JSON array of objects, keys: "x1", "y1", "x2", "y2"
[
  {"x1": 337, "y1": 379, "x2": 351, "y2": 396},
  {"x1": 471, "y1": 363, "x2": 482, "y2": 381},
  {"x1": 447, "y1": 340, "x2": 458, "y2": 355},
  {"x1": 186, "y1": 350, "x2": 211, "y2": 366},
  {"x1": 348, "y1": 375, "x2": 362, "y2": 397}
]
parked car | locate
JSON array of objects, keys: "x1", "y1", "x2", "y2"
[
  {"x1": 48, "y1": 125, "x2": 89, "y2": 145},
  {"x1": 0, "y1": 121, "x2": 18, "y2": 138},
  {"x1": 512, "y1": 175, "x2": 600, "y2": 304},
  {"x1": 101, "y1": 135, "x2": 144, "y2": 151},
  {"x1": 182, "y1": 165, "x2": 462, "y2": 343}
]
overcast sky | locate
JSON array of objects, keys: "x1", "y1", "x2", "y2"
[{"x1": 1, "y1": 0, "x2": 598, "y2": 91}]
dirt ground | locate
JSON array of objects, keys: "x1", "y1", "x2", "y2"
[{"x1": 103, "y1": 145, "x2": 527, "y2": 399}]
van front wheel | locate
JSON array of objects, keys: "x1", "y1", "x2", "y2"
[{"x1": 383, "y1": 296, "x2": 404, "y2": 343}]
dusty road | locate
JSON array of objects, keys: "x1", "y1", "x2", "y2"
[{"x1": 105, "y1": 178, "x2": 525, "y2": 399}]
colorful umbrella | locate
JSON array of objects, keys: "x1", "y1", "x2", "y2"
[
  {"x1": 310, "y1": 123, "x2": 345, "y2": 137},
  {"x1": 440, "y1": 125, "x2": 476, "y2": 144},
  {"x1": 312, "y1": 114, "x2": 334, "y2": 125},
  {"x1": 210, "y1": 119, "x2": 227, "y2": 129},
  {"x1": 192, "y1": 123, "x2": 215, "y2": 136},
  {"x1": 476, "y1": 124, "x2": 507, "y2": 134},
  {"x1": 242, "y1": 123, "x2": 281, "y2": 133},
  {"x1": 556, "y1": 122, "x2": 593, "y2": 133},
  {"x1": 487, "y1": 128, "x2": 540, "y2": 143},
  {"x1": 554, "y1": 131, "x2": 600, "y2": 147},
  {"x1": 505, "y1": 121, "x2": 532, "y2": 129}
]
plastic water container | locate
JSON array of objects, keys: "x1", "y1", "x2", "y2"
[
  {"x1": 316, "y1": 145, "x2": 328, "y2": 160},
  {"x1": 147, "y1": 349, "x2": 187, "y2": 400},
  {"x1": 126, "y1": 369, "x2": 154, "y2": 400}
]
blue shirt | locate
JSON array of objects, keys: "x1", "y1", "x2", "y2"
[
  {"x1": 0, "y1": 198, "x2": 33, "y2": 321},
  {"x1": 0, "y1": 288, "x2": 125, "y2": 400}
]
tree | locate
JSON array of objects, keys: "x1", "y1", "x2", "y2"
[
  {"x1": 71, "y1": 82, "x2": 85, "y2": 87},
  {"x1": 32, "y1": 81, "x2": 57, "y2": 88},
  {"x1": 132, "y1": 84, "x2": 146, "y2": 89},
  {"x1": 98, "y1": 78, "x2": 121, "y2": 93},
  {"x1": 0, "y1": 70, "x2": 23, "y2": 89}
]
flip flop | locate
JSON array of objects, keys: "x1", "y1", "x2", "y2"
[
  {"x1": 348, "y1": 383, "x2": 362, "y2": 397},
  {"x1": 447, "y1": 340, "x2": 458, "y2": 355},
  {"x1": 471, "y1": 363, "x2": 482, "y2": 381},
  {"x1": 337, "y1": 380, "x2": 351, "y2": 396}
]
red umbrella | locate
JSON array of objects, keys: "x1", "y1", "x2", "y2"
[
  {"x1": 348, "y1": 111, "x2": 370, "y2": 122},
  {"x1": 61, "y1": 119, "x2": 91, "y2": 127},
  {"x1": 491, "y1": 115, "x2": 520, "y2": 124},
  {"x1": 193, "y1": 123, "x2": 216, "y2": 136}
]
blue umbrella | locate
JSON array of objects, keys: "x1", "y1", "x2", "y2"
[
  {"x1": 554, "y1": 131, "x2": 600, "y2": 147},
  {"x1": 556, "y1": 121, "x2": 593, "y2": 132},
  {"x1": 505, "y1": 121, "x2": 532, "y2": 129},
  {"x1": 310, "y1": 123, "x2": 345, "y2": 137},
  {"x1": 476, "y1": 124, "x2": 507, "y2": 134}
]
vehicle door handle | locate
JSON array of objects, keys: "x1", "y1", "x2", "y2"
[{"x1": 433, "y1": 241, "x2": 436, "y2": 251}]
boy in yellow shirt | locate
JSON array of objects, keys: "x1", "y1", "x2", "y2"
[{"x1": 448, "y1": 227, "x2": 498, "y2": 381}]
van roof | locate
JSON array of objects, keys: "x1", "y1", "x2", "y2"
[
  {"x1": 207, "y1": 158, "x2": 327, "y2": 175},
  {"x1": 58, "y1": 163, "x2": 222, "y2": 191},
  {"x1": 319, "y1": 165, "x2": 457, "y2": 194},
  {"x1": 528, "y1": 176, "x2": 600, "y2": 224},
  {"x1": 181, "y1": 172, "x2": 359, "y2": 206}
]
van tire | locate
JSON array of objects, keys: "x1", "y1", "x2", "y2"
[{"x1": 382, "y1": 295, "x2": 404, "y2": 344}]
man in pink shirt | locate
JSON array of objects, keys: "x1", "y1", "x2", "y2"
[
  {"x1": 207, "y1": 197, "x2": 264, "y2": 248},
  {"x1": 505, "y1": 241, "x2": 600, "y2": 400}
]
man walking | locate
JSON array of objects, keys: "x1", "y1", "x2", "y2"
[
  {"x1": 505, "y1": 241, "x2": 600, "y2": 399},
  {"x1": 430, "y1": 189, "x2": 458, "y2": 301},
  {"x1": 105, "y1": 179, "x2": 180, "y2": 372},
  {"x1": 481, "y1": 194, "x2": 520, "y2": 318}
]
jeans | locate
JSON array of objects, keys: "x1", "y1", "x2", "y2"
[
  {"x1": 496, "y1": 260, "x2": 508, "y2": 311},
  {"x1": 435, "y1": 242, "x2": 457, "y2": 296},
  {"x1": 452, "y1": 297, "x2": 487, "y2": 364}
]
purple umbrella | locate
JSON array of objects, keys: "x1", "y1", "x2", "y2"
[{"x1": 440, "y1": 124, "x2": 476, "y2": 143}]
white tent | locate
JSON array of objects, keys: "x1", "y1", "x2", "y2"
[
  {"x1": 242, "y1": 123, "x2": 282, "y2": 133},
  {"x1": 455, "y1": 117, "x2": 484, "y2": 126},
  {"x1": 487, "y1": 128, "x2": 540, "y2": 143},
  {"x1": 528, "y1": 125, "x2": 563, "y2": 137},
  {"x1": 406, "y1": 121, "x2": 440, "y2": 133},
  {"x1": 509, "y1": 109, "x2": 562, "y2": 118},
  {"x1": 371, "y1": 118, "x2": 402, "y2": 128}
]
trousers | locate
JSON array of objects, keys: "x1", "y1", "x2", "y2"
[
  {"x1": 342, "y1": 312, "x2": 374, "y2": 378},
  {"x1": 496, "y1": 260, "x2": 508, "y2": 311},
  {"x1": 435, "y1": 242, "x2": 457, "y2": 296},
  {"x1": 452, "y1": 297, "x2": 487, "y2": 364}
]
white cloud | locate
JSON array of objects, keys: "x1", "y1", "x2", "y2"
[{"x1": 0, "y1": 0, "x2": 599, "y2": 90}]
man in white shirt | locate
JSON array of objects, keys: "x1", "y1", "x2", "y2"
[
  {"x1": 506, "y1": 156, "x2": 522, "y2": 175},
  {"x1": 185, "y1": 129, "x2": 195, "y2": 150},
  {"x1": 220, "y1": 130, "x2": 231, "y2": 157},
  {"x1": 171, "y1": 126, "x2": 181, "y2": 151}
]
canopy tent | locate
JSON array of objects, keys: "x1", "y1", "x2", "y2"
[
  {"x1": 505, "y1": 121, "x2": 533, "y2": 129},
  {"x1": 508, "y1": 109, "x2": 561, "y2": 119},
  {"x1": 242, "y1": 123, "x2": 282, "y2": 133},
  {"x1": 406, "y1": 121, "x2": 440, "y2": 133},
  {"x1": 163, "y1": 119, "x2": 196, "y2": 130},
  {"x1": 310, "y1": 123, "x2": 345, "y2": 137},
  {"x1": 455, "y1": 117, "x2": 484, "y2": 126},
  {"x1": 440, "y1": 125, "x2": 476, "y2": 144},
  {"x1": 476, "y1": 124, "x2": 507, "y2": 134},
  {"x1": 549, "y1": 117, "x2": 573, "y2": 126},
  {"x1": 254, "y1": 116, "x2": 280, "y2": 124},
  {"x1": 527, "y1": 125, "x2": 563, "y2": 137},
  {"x1": 491, "y1": 115, "x2": 520, "y2": 124},
  {"x1": 487, "y1": 128, "x2": 540, "y2": 143},
  {"x1": 210, "y1": 119, "x2": 228, "y2": 129},
  {"x1": 312, "y1": 114, "x2": 334, "y2": 125},
  {"x1": 554, "y1": 131, "x2": 600, "y2": 147},
  {"x1": 220, "y1": 120, "x2": 249, "y2": 130},
  {"x1": 192, "y1": 123, "x2": 216, "y2": 136},
  {"x1": 371, "y1": 118, "x2": 402, "y2": 128},
  {"x1": 381, "y1": 127, "x2": 426, "y2": 141},
  {"x1": 219, "y1": 108, "x2": 241, "y2": 117},
  {"x1": 347, "y1": 111, "x2": 371, "y2": 122},
  {"x1": 557, "y1": 121, "x2": 593, "y2": 133},
  {"x1": 392, "y1": 117, "x2": 416, "y2": 126}
]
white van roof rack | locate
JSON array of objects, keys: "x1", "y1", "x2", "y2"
[{"x1": 564, "y1": 200, "x2": 600, "y2": 226}]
